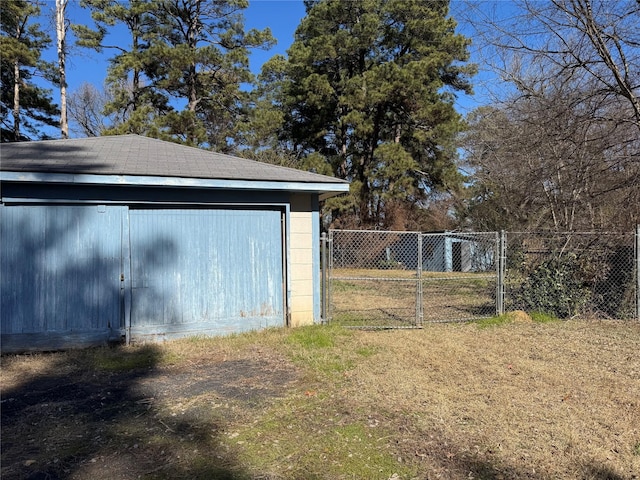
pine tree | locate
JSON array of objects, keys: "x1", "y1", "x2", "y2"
[
  {"x1": 267, "y1": 0, "x2": 474, "y2": 228},
  {"x1": 1, "y1": 0, "x2": 59, "y2": 142},
  {"x1": 73, "y1": 0, "x2": 163, "y2": 135},
  {"x1": 74, "y1": 0, "x2": 273, "y2": 149},
  {"x1": 145, "y1": 0, "x2": 274, "y2": 150}
]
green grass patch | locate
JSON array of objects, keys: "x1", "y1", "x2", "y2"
[
  {"x1": 285, "y1": 324, "x2": 339, "y2": 349},
  {"x1": 474, "y1": 314, "x2": 512, "y2": 328},
  {"x1": 332, "y1": 280, "x2": 369, "y2": 293},
  {"x1": 233, "y1": 400, "x2": 416, "y2": 479},
  {"x1": 284, "y1": 325, "x2": 358, "y2": 375},
  {"x1": 355, "y1": 345, "x2": 378, "y2": 357},
  {"x1": 530, "y1": 311, "x2": 561, "y2": 323}
]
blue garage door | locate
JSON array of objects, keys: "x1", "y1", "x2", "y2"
[
  {"x1": 0, "y1": 205, "x2": 124, "y2": 352},
  {"x1": 128, "y1": 208, "x2": 284, "y2": 340}
]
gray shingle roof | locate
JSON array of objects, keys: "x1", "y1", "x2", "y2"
[{"x1": 0, "y1": 135, "x2": 348, "y2": 185}]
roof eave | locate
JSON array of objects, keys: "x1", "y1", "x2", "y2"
[{"x1": 0, "y1": 171, "x2": 350, "y2": 196}]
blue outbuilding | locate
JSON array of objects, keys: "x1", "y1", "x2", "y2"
[{"x1": 0, "y1": 135, "x2": 348, "y2": 353}]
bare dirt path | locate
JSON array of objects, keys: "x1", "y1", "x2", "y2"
[{"x1": 1, "y1": 344, "x2": 298, "y2": 480}]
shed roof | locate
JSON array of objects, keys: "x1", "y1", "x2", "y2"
[{"x1": 0, "y1": 134, "x2": 346, "y2": 184}]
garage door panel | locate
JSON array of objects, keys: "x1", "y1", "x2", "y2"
[
  {"x1": 129, "y1": 209, "x2": 284, "y2": 337},
  {"x1": 1, "y1": 205, "x2": 123, "y2": 350}
]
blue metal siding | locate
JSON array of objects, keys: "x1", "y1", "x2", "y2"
[
  {"x1": 129, "y1": 208, "x2": 284, "y2": 338},
  {"x1": 422, "y1": 236, "x2": 446, "y2": 272},
  {"x1": 1, "y1": 198, "x2": 306, "y2": 350},
  {"x1": 1, "y1": 205, "x2": 122, "y2": 346}
]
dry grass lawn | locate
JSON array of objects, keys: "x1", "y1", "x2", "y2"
[
  {"x1": 2, "y1": 319, "x2": 639, "y2": 479},
  {"x1": 344, "y1": 320, "x2": 640, "y2": 479}
]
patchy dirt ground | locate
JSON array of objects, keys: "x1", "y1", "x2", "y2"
[
  {"x1": 2, "y1": 321, "x2": 640, "y2": 480},
  {"x1": 1, "y1": 344, "x2": 299, "y2": 480}
]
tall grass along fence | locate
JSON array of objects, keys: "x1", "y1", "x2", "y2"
[{"x1": 322, "y1": 227, "x2": 640, "y2": 328}]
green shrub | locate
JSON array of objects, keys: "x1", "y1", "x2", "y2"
[{"x1": 510, "y1": 254, "x2": 589, "y2": 319}]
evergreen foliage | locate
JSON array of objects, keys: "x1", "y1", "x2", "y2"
[
  {"x1": 0, "y1": 0, "x2": 59, "y2": 142},
  {"x1": 74, "y1": 0, "x2": 273, "y2": 150},
  {"x1": 73, "y1": 0, "x2": 168, "y2": 136},
  {"x1": 256, "y1": 0, "x2": 475, "y2": 228},
  {"x1": 510, "y1": 255, "x2": 590, "y2": 319},
  {"x1": 145, "y1": 0, "x2": 274, "y2": 150}
]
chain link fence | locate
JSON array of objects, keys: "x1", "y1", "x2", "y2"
[
  {"x1": 505, "y1": 231, "x2": 639, "y2": 319},
  {"x1": 323, "y1": 228, "x2": 639, "y2": 327},
  {"x1": 325, "y1": 230, "x2": 500, "y2": 327}
]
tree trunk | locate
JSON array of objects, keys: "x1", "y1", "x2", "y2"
[
  {"x1": 13, "y1": 60, "x2": 21, "y2": 141},
  {"x1": 131, "y1": 14, "x2": 141, "y2": 112},
  {"x1": 56, "y1": 0, "x2": 68, "y2": 139}
]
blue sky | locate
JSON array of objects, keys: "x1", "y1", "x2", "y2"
[
  {"x1": 36, "y1": 0, "x2": 488, "y2": 136},
  {"x1": 39, "y1": 1, "x2": 307, "y2": 98}
]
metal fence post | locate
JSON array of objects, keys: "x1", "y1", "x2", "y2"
[
  {"x1": 417, "y1": 232, "x2": 423, "y2": 326},
  {"x1": 636, "y1": 225, "x2": 639, "y2": 320},
  {"x1": 327, "y1": 230, "x2": 334, "y2": 323},
  {"x1": 497, "y1": 230, "x2": 506, "y2": 316}
]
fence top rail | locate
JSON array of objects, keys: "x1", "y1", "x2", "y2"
[
  {"x1": 330, "y1": 229, "x2": 499, "y2": 236},
  {"x1": 434, "y1": 232, "x2": 498, "y2": 240},
  {"x1": 330, "y1": 229, "x2": 634, "y2": 236},
  {"x1": 508, "y1": 231, "x2": 634, "y2": 235},
  {"x1": 330, "y1": 228, "x2": 421, "y2": 234},
  {"x1": 330, "y1": 276, "x2": 420, "y2": 282}
]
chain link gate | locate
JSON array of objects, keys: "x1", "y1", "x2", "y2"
[{"x1": 325, "y1": 230, "x2": 501, "y2": 327}]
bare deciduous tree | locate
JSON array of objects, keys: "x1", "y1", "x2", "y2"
[
  {"x1": 67, "y1": 82, "x2": 108, "y2": 137},
  {"x1": 459, "y1": 0, "x2": 640, "y2": 130},
  {"x1": 456, "y1": 0, "x2": 639, "y2": 231},
  {"x1": 460, "y1": 73, "x2": 640, "y2": 231},
  {"x1": 55, "y1": 0, "x2": 68, "y2": 138}
]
